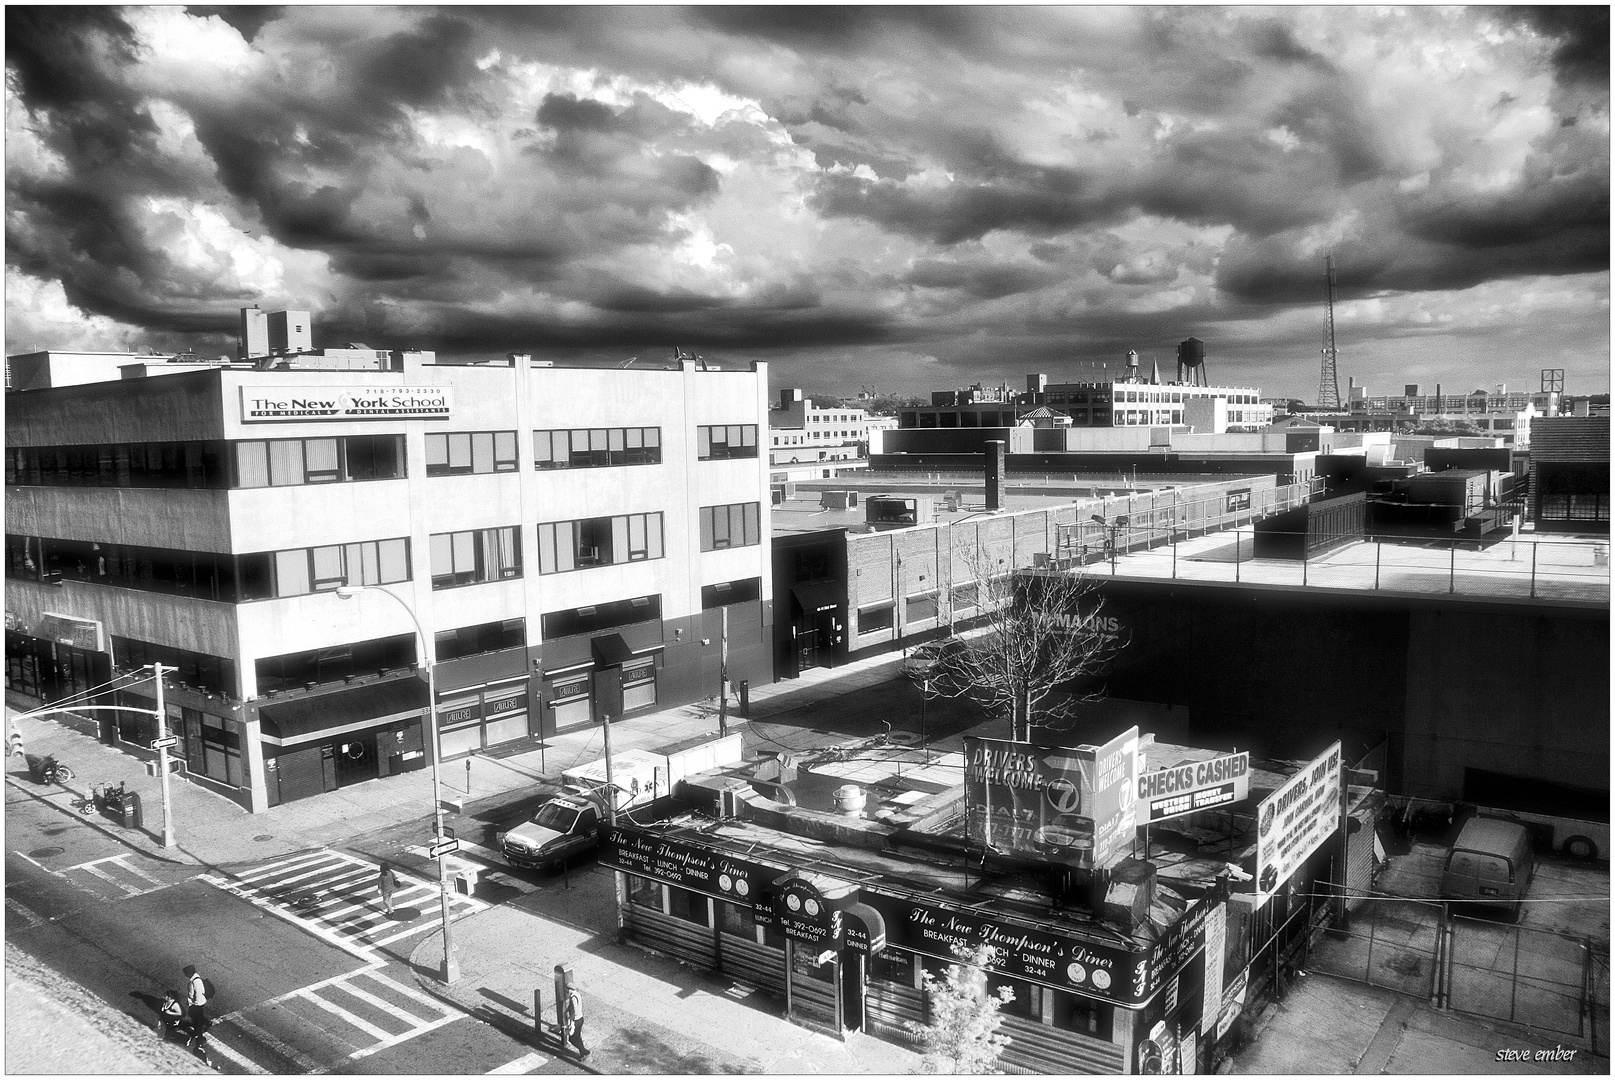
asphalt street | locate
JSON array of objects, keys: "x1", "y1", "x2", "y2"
[{"x1": 5, "y1": 662, "x2": 981, "y2": 1075}]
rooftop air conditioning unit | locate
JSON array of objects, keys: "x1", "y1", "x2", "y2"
[{"x1": 821, "y1": 490, "x2": 859, "y2": 510}]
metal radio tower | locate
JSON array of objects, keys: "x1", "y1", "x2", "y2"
[{"x1": 1317, "y1": 253, "x2": 1342, "y2": 409}]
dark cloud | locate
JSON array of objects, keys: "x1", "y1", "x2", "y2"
[
  {"x1": 184, "y1": 6, "x2": 283, "y2": 43},
  {"x1": 1510, "y1": 6, "x2": 1610, "y2": 86},
  {"x1": 5, "y1": 7, "x2": 1608, "y2": 398}
]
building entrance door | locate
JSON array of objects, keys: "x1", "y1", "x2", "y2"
[
  {"x1": 334, "y1": 733, "x2": 379, "y2": 787},
  {"x1": 795, "y1": 628, "x2": 822, "y2": 672},
  {"x1": 841, "y1": 952, "x2": 865, "y2": 1033}
]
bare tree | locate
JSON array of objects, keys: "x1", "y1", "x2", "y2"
[{"x1": 924, "y1": 551, "x2": 1122, "y2": 741}]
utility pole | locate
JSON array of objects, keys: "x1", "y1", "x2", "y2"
[
  {"x1": 717, "y1": 606, "x2": 730, "y2": 736},
  {"x1": 601, "y1": 702, "x2": 617, "y2": 825},
  {"x1": 152, "y1": 663, "x2": 176, "y2": 848}
]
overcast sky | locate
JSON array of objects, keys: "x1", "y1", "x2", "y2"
[{"x1": 6, "y1": 6, "x2": 1609, "y2": 400}]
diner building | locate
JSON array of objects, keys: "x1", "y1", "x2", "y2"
[{"x1": 603, "y1": 734, "x2": 1361, "y2": 1073}]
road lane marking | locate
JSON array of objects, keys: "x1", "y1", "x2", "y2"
[
  {"x1": 299, "y1": 987, "x2": 395, "y2": 1042},
  {"x1": 76, "y1": 860, "x2": 145, "y2": 895},
  {"x1": 361, "y1": 969, "x2": 447, "y2": 1011},
  {"x1": 202, "y1": 1031, "x2": 269, "y2": 1074},
  {"x1": 221, "y1": 1013, "x2": 327, "y2": 1074},
  {"x1": 201, "y1": 873, "x2": 376, "y2": 961},
  {"x1": 488, "y1": 1051, "x2": 549, "y2": 1074}
]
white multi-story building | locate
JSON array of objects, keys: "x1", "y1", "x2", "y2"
[
  {"x1": 767, "y1": 388, "x2": 892, "y2": 480},
  {"x1": 6, "y1": 325, "x2": 771, "y2": 811}
]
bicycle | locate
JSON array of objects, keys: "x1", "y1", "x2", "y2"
[{"x1": 68, "y1": 792, "x2": 98, "y2": 815}]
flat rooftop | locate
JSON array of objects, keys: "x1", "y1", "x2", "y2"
[
  {"x1": 771, "y1": 475, "x2": 1262, "y2": 538},
  {"x1": 1081, "y1": 528, "x2": 1609, "y2": 605}
]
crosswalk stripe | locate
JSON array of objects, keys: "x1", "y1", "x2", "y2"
[
  {"x1": 202, "y1": 1031, "x2": 268, "y2": 1074},
  {"x1": 233, "y1": 851, "x2": 333, "y2": 883},
  {"x1": 259, "y1": 859, "x2": 353, "y2": 889},
  {"x1": 76, "y1": 861, "x2": 143, "y2": 896},
  {"x1": 116, "y1": 856, "x2": 165, "y2": 886},
  {"x1": 222, "y1": 1014, "x2": 327, "y2": 1074},
  {"x1": 5, "y1": 896, "x2": 45, "y2": 928},
  {"x1": 488, "y1": 1051, "x2": 548, "y2": 1074},
  {"x1": 361, "y1": 970, "x2": 452, "y2": 1013},
  {"x1": 299, "y1": 988, "x2": 395, "y2": 1042},
  {"x1": 347, "y1": 1010, "x2": 462, "y2": 1060},
  {"x1": 330, "y1": 979, "x2": 434, "y2": 1026}
]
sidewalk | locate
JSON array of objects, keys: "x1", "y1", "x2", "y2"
[
  {"x1": 1225, "y1": 971, "x2": 1604, "y2": 1075},
  {"x1": 3, "y1": 647, "x2": 912, "y2": 871},
  {"x1": 6, "y1": 651, "x2": 924, "y2": 1074},
  {"x1": 408, "y1": 896, "x2": 923, "y2": 1074}
]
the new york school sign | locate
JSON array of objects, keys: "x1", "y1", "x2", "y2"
[{"x1": 240, "y1": 385, "x2": 452, "y2": 422}]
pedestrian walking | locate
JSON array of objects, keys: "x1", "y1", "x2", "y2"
[
  {"x1": 182, "y1": 965, "x2": 208, "y2": 1044},
  {"x1": 563, "y1": 983, "x2": 589, "y2": 1059},
  {"x1": 376, "y1": 861, "x2": 398, "y2": 916}
]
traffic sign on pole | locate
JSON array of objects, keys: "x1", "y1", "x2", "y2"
[
  {"x1": 151, "y1": 735, "x2": 179, "y2": 750},
  {"x1": 429, "y1": 838, "x2": 461, "y2": 859}
]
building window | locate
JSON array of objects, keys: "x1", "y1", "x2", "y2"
[
  {"x1": 272, "y1": 538, "x2": 411, "y2": 597},
  {"x1": 905, "y1": 592, "x2": 939, "y2": 622},
  {"x1": 536, "y1": 513, "x2": 664, "y2": 573},
  {"x1": 697, "y1": 424, "x2": 758, "y2": 460},
  {"x1": 254, "y1": 633, "x2": 417, "y2": 694},
  {"x1": 434, "y1": 618, "x2": 526, "y2": 662},
  {"x1": 540, "y1": 595, "x2": 661, "y2": 639},
  {"x1": 621, "y1": 656, "x2": 657, "y2": 711},
  {"x1": 430, "y1": 527, "x2": 522, "y2": 588},
  {"x1": 859, "y1": 604, "x2": 895, "y2": 632},
  {"x1": 534, "y1": 427, "x2": 661, "y2": 469},
  {"x1": 699, "y1": 502, "x2": 761, "y2": 551},
  {"x1": 425, "y1": 431, "x2": 519, "y2": 476},
  {"x1": 8, "y1": 441, "x2": 232, "y2": 490},
  {"x1": 111, "y1": 636, "x2": 236, "y2": 697},
  {"x1": 701, "y1": 577, "x2": 761, "y2": 608},
  {"x1": 235, "y1": 435, "x2": 406, "y2": 487}
]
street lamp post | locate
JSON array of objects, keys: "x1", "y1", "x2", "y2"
[{"x1": 336, "y1": 585, "x2": 459, "y2": 984}]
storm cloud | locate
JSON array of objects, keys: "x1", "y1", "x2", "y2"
[{"x1": 6, "y1": 6, "x2": 1608, "y2": 398}]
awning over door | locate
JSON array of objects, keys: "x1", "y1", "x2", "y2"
[
  {"x1": 258, "y1": 677, "x2": 429, "y2": 745},
  {"x1": 590, "y1": 633, "x2": 636, "y2": 668},
  {"x1": 791, "y1": 581, "x2": 844, "y2": 613}
]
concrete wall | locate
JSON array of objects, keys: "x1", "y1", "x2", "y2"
[{"x1": 1093, "y1": 580, "x2": 1608, "y2": 804}]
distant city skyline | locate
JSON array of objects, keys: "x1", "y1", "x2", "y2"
[{"x1": 5, "y1": 6, "x2": 1609, "y2": 400}]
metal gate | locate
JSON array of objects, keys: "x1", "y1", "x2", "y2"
[
  {"x1": 1307, "y1": 895, "x2": 1441, "y2": 1000},
  {"x1": 1447, "y1": 915, "x2": 1594, "y2": 1039}
]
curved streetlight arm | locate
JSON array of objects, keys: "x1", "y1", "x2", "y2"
[{"x1": 336, "y1": 584, "x2": 459, "y2": 983}]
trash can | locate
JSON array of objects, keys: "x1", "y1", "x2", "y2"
[{"x1": 119, "y1": 791, "x2": 142, "y2": 830}]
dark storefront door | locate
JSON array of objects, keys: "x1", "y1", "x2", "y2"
[
  {"x1": 796, "y1": 628, "x2": 822, "y2": 672},
  {"x1": 334, "y1": 734, "x2": 379, "y2": 786},
  {"x1": 841, "y1": 953, "x2": 865, "y2": 1033},
  {"x1": 272, "y1": 744, "x2": 337, "y2": 804}
]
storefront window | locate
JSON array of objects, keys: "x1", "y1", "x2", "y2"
[
  {"x1": 666, "y1": 886, "x2": 709, "y2": 926},
  {"x1": 790, "y1": 943, "x2": 833, "y2": 981},
  {"x1": 625, "y1": 875, "x2": 661, "y2": 909},
  {"x1": 869, "y1": 948, "x2": 917, "y2": 986},
  {"x1": 1052, "y1": 990, "x2": 1111, "y2": 1037},
  {"x1": 987, "y1": 974, "x2": 1040, "y2": 1020},
  {"x1": 718, "y1": 900, "x2": 754, "y2": 938}
]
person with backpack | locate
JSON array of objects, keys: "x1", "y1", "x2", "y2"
[
  {"x1": 563, "y1": 983, "x2": 589, "y2": 1059},
  {"x1": 183, "y1": 965, "x2": 210, "y2": 1043},
  {"x1": 376, "y1": 861, "x2": 399, "y2": 916}
]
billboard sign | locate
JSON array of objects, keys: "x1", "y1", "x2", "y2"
[
  {"x1": 240, "y1": 385, "x2": 453, "y2": 422},
  {"x1": 1254, "y1": 742, "x2": 1342, "y2": 904},
  {"x1": 598, "y1": 825, "x2": 775, "y2": 905},
  {"x1": 1138, "y1": 752, "x2": 1251, "y2": 822},
  {"x1": 964, "y1": 728, "x2": 1139, "y2": 869}
]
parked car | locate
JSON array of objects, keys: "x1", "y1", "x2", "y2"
[
  {"x1": 903, "y1": 636, "x2": 967, "y2": 680},
  {"x1": 1440, "y1": 816, "x2": 1535, "y2": 922}
]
